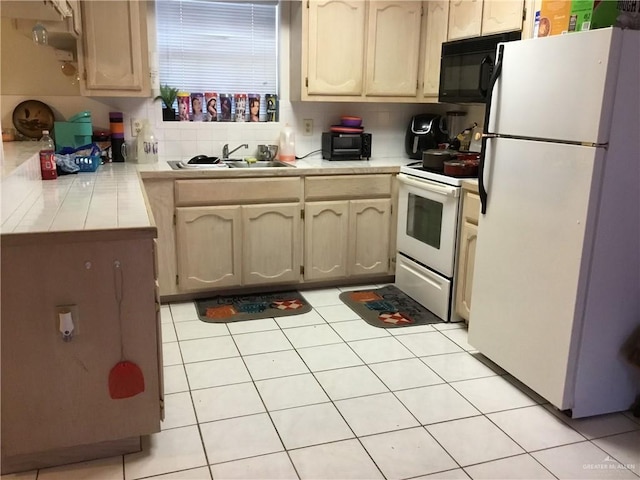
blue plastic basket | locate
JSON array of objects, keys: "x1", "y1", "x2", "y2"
[
  {"x1": 74, "y1": 155, "x2": 102, "y2": 172},
  {"x1": 68, "y1": 143, "x2": 102, "y2": 172}
]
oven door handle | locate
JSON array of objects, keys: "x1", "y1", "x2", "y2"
[{"x1": 398, "y1": 174, "x2": 460, "y2": 198}]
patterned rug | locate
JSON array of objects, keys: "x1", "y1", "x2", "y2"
[
  {"x1": 196, "y1": 291, "x2": 312, "y2": 323},
  {"x1": 339, "y1": 285, "x2": 444, "y2": 328}
]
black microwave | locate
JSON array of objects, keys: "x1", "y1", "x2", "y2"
[
  {"x1": 322, "y1": 132, "x2": 372, "y2": 160},
  {"x1": 438, "y1": 31, "x2": 521, "y2": 104}
]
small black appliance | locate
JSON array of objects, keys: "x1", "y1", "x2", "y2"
[
  {"x1": 322, "y1": 132, "x2": 372, "y2": 160},
  {"x1": 438, "y1": 30, "x2": 521, "y2": 104},
  {"x1": 404, "y1": 114, "x2": 448, "y2": 160}
]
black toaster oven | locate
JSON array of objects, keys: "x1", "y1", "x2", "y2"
[{"x1": 322, "y1": 132, "x2": 372, "y2": 160}]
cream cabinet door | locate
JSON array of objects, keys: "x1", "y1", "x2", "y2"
[
  {"x1": 304, "y1": 201, "x2": 350, "y2": 281},
  {"x1": 176, "y1": 206, "x2": 242, "y2": 290},
  {"x1": 482, "y1": 0, "x2": 524, "y2": 35},
  {"x1": 79, "y1": 0, "x2": 150, "y2": 96},
  {"x1": 348, "y1": 199, "x2": 391, "y2": 276},
  {"x1": 422, "y1": 0, "x2": 449, "y2": 96},
  {"x1": 448, "y1": 0, "x2": 483, "y2": 40},
  {"x1": 455, "y1": 220, "x2": 478, "y2": 321},
  {"x1": 365, "y1": 1, "x2": 422, "y2": 96},
  {"x1": 455, "y1": 189, "x2": 480, "y2": 322},
  {"x1": 307, "y1": 0, "x2": 366, "y2": 95},
  {"x1": 242, "y1": 204, "x2": 302, "y2": 286}
]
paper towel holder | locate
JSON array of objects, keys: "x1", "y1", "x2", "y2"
[{"x1": 56, "y1": 305, "x2": 78, "y2": 342}]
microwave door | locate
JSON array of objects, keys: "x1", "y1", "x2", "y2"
[{"x1": 439, "y1": 51, "x2": 489, "y2": 103}]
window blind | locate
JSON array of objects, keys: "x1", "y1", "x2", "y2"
[{"x1": 155, "y1": 0, "x2": 278, "y2": 114}]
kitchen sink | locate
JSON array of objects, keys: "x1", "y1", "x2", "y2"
[
  {"x1": 167, "y1": 160, "x2": 229, "y2": 170},
  {"x1": 224, "y1": 160, "x2": 294, "y2": 168},
  {"x1": 167, "y1": 159, "x2": 294, "y2": 170}
]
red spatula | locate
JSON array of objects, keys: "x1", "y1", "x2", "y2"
[{"x1": 109, "y1": 260, "x2": 145, "y2": 399}]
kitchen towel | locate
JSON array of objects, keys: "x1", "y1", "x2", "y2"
[
  {"x1": 196, "y1": 290, "x2": 312, "y2": 323},
  {"x1": 339, "y1": 285, "x2": 445, "y2": 328}
]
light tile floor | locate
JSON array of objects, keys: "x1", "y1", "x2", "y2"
[{"x1": 4, "y1": 285, "x2": 640, "y2": 480}]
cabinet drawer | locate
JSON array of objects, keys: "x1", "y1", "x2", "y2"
[
  {"x1": 462, "y1": 190, "x2": 481, "y2": 225},
  {"x1": 175, "y1": 177, "x2": 303, "y2": 206},
  {"x1": 305, "y1": 175, "x2": 392, "y2": 201}
]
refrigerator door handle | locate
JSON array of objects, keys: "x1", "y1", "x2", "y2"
[
  {"x1": 479, "y1": 44, "x2": 505, "y2": 215},
  {"x1": 478, "y1": 55, "x2": 494, "y2": 97}
]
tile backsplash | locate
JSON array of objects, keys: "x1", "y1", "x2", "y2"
[{"x1": 1, "y1": 94, "x2": 484, "y2": 162}]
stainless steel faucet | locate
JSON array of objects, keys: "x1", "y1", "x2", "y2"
[{"x1": 222, "y1": 143, "x2": 248, "y2": 159}]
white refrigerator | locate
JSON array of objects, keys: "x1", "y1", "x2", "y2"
[{"x1": 468, "y1": 27, "x2": 640, "y2": 418}]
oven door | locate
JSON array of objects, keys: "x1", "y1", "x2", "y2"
[{"x1": 396, "y1": 173, "x2": 460, "y2": 278}]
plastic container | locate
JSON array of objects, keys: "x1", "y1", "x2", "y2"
[
  {"x1": 205, "y1": 92, "x2": 218, "y2": 122},
  {"x1": 266, "y1": 94, "x2": 278, "y2": 122},
  {"x1": 234, "y1": 94, "x2": 247, "y2": 122},
  {"x1": 39, "y1": 130, "x2": 57, "y2": 180},
  {"x1": 278, "y1": 124, "x2": 295, "y2": 162},
  {"x1": 177, "y1": 92, "x2": 190, "y2": 121},
  {"x1": 110, "y1": 112, "x2": 126, "y2": 162},
  {"x1": 191, "y1": 93, "x2": 204, "y2": 121},
  {"x1": 219, "y1": 94, "x2": 232, "y2": 121},
  {"x1": 248, "y1": 94, "x2": 260, "y2": 122},
  {"x1": 135, "y1": 120, "x2": 158, "y2": 164},
  {"x1": 54, "y1": 111, "x2": 93, "y2": 149}
]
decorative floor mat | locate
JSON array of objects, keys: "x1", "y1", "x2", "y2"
[
  {"x1": 196, "y1": 290, "x2": 312, "y2": 323},
  {"x1": 339, "y1": 285, "x2": 444, "y2": 328}
]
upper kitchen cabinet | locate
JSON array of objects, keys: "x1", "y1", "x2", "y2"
[
  {"x1": 448, "y1": 0, "x2": 525, "y2": 40},
  {"x1": 448, "y1": 0, "x2": 483, "y2": 40},
  {"x1": 364, "y1": 1, "x2": 422, "y2": 96},
  {"x1": 77, "y1": 0, "x2": 150, "y2": 97},
  {"x1": 291, "y1": 0, "x2": 425, "y2": 102},
  {"x1": 306, "y1": 0, "x2": 366, "y2": 95},
  {"x1": 1, "y1": 1, "x2": 71, "y2": 21},
  {"x1": 482, "y1": 0, "x2": 526, "y2": 35},
  {"x1": 421, "y1": 0, "x2": 449, "y2": 97},
  {"x1": 2, "y1": 0, "x2": 80, "y2": 50}
]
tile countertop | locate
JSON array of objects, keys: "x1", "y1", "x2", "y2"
[
  {"x1": 1, "y1": 142, "x2": 152, "y2": 235},
  {"x1": 136, "y1": 155, "x2": 409, "y2": 178},
  {"x1": 1, "y1": 143, "x2": 412, "y2": 235},
  {"x1": 0, "y1": 139, "x2": 43, "y2": 179}
]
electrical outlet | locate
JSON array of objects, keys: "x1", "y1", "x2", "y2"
[
  {"x1": 303, "y1": 119, "x2": 313, "y2": 136},
  {"x1": 131, "y1": 118, "x2": 143, "y2": 137}
]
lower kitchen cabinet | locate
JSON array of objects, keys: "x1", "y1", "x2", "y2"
[
  {"x1": 349, "y1": 199, "x2": 392, "y2": 276},
  {"x1": 176, "y1": 206, "x2": 242, "y2": 290},
  {"x1": 243, "y1": 203, "x2": 302, "y2": 285},
  {"x1": 176, "y1": 203, "x2": 302, "y2": 290},
  {"x1": 1, "y1": 231, "x2": 162, "y2": 474},
  {"x1": 304, "y1": 175, "x2": 395, "y2": 282},
  {"x1": 146, "y1": 173, "x2": 396, "y2": 296},
  {"x1": 304, "y1": 199, "x2": 393, "y2": 281},
  {"x1": 173, "y1": 177, "x2": 304, "y2": 292},
  {"x1": 455, "y1": 183, "x2": 480, "y2": 322},
  {"x1": 304, "y1": 201, "x2": 350, "y2": 281}
]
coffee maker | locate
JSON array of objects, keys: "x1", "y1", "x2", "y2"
[{"x1": 404, "y1": 114, "x2": 448, "y2": 160}]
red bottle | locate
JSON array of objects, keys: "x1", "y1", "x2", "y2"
[{"x1": 39, "y1": 130, "x2": 57, "y2": 180}]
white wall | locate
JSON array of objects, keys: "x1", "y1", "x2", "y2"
[{"x1": 0, "y1": 2, "x2": 485, "y2": 162}]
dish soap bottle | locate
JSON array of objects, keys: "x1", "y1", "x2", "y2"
[
  {"x1": 136, "y1": 120, "x2": 158, "y2": 163},
  {"x1": 279, "y1": 124, "x2": 295, "y2": 162}
]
